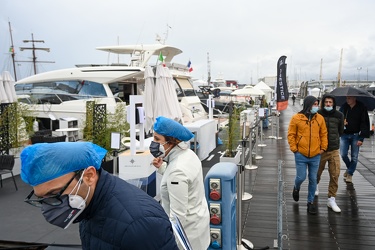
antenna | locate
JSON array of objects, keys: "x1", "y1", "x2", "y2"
[
  {"x1": 19, "y1": 33, "x2": 54, "y2": 75},
  {"x1": 207, "y1": 52, "x2": 211, "y2": 84},
  {"x1": 156, "y1": 24, "x2": 172, "y2": 45}
]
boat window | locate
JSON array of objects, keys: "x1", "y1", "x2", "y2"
[
  {"x1": 174, "y1": 78, "x2": 196, "y2": 97},
  {"x1": 78, "y1": 81, "x2": 107, "y2": 96},
  {"x1": 176, "y1": 78, "x2": 194, "y2": 90},
  {"x1": 172, "y1": 78, "x2": 184, "y2": 98},
  {"x1": 15, "y1": 80, "x2": 107, "y2": 97}
]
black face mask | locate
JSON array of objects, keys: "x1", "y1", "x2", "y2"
[
  {"x1": 149, "y1": 141, "x2": 166, "y2": 158},
  {"x1": 41, "y1": 194, "x2": 86, "y2": 229}
]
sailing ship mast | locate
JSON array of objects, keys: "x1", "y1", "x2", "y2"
[
  {"x1": 8, "y1": 22, "x2": 18, "y2": 81},
  {"x1": 19, "y1": 33, "x2": 54, "y2": 75}
]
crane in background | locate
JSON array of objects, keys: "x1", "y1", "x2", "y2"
[
  {"x1": 207, "y1": 52, "x2": 211, "y2": 84},
  {"x1": 337, "y1": 48, "x2": 343, "y2": 88}
]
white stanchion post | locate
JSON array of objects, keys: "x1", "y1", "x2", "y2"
[
  {"x1": 276, "y1": 111, "x2": 282, "y2": 140},
  {"x1": 254, "y1": 116, "x2": 263, "y2": 160},
  {"x1": 240, "y1": 129, "x2": 252, "y2": 201},
  {"x1": 236, "y1": 162, "x2": 254, "y2": 250},
  {"x1": 208, "y1": 94, "x2": 214, "y2": 120},
  {"x1": 245, "y1": 122, "x2": 258, "y2": 170},
  {"x1": 268, "y1": 110, "x2": 277, "y2": 139}
]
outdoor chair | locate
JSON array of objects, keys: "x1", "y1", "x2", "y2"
[
  {"x1": 0, "y1": 155, "x2": 18, "y2": 191},
  {"x1": 43, "y1": 135, "x2": 67, "y2": 143},
  {"x1": 30, "y1": 134, "x2": 45, "y2": 144}
]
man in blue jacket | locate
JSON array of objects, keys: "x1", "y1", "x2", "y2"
[{"x1": 20, "y1": 142, "x2": 178, "y2": 250}]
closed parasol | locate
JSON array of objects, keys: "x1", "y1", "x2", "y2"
[
  {"x1": 2, "y1": 71, "x2": 17, "y2": 102},
  {"x1": 143, "y1": 66, "x2": 155, "y2": 134},
  {"x1": 153, "y1": 64, "x2": 182, "y2": 122}
]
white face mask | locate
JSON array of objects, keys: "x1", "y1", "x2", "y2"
[
  {"x1": 324, "y1": 106, "x2": 333, "y2": 111},
  {"x1": 310, "y1": 106, "x2": 319, "y2": 114}
]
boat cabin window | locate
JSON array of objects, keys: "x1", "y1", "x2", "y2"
[
  {"x1": 108, "y1": 82, "x2": 138, "y2": 103},
  {"x1": 174, "y1": 78, "x2": 196, "y2": 99},
  {"x1": 15, "y1": 80, "x2": 107, "y2": 104}
]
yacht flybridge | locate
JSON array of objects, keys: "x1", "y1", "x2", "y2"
[{"x1": 15, "y1": 44, "x2": 207, "y2": 138}]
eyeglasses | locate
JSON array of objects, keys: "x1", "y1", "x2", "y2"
[{"x1": 24, "y1": 170, "x2": 81, "y2": 207}]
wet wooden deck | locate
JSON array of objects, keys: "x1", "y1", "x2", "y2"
[{"x1": 224, "y1": 101, "x2": 375, "y2": 250}]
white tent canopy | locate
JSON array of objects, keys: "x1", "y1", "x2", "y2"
[
  {"x1": 254, "y1": 81, "x2": 273, "y2": 101},
  {"x1": 231, "y1": 86, "x2": 265, "y2": 97},
  {"x1": 308, "y1": 87, "x2": 321, "y2": 98}
]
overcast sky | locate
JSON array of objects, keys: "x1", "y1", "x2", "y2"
[{"x1": 1, "y1": 0, "x2": 375, "y2": 85}]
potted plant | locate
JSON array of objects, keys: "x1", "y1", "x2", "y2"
[
  {"x1": 0, "y1": 102, "x2": 34, "y2": 155},
  {"x1": 83, "y1": 101, "x2": 130, "y2": 158},
  {"x1": 220, "y1": 101, "x2": 244, "y2": 164}
]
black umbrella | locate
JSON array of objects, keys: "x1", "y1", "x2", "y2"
[{"x1": 329, "y1": 86, "x2": 375, "y2": 111}]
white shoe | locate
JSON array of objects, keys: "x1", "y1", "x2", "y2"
[
  {"x1": 327, "y1": 197, "x2": 341, "y2": 213},
  {"x1": 315, "y1": 185, "x2": 319, "y2": 196}
]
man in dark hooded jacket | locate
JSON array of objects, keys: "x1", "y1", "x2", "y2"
[
  {"x1": 288, "y1": 96, "x2": 328, "y2": 214},
  {"x1": 316, "y1": 94, "x2": 344, "y2": 213}
]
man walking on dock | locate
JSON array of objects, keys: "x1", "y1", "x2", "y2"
[
  {"x1": 288, "y1": 96, "x2": 328, "y2": 214},
  {"x1": 316, "y1": 94, "x2": 344, "y2": 213},
  {"x1": 339, "y1": 96, "x2": 370, "y2": 183}
]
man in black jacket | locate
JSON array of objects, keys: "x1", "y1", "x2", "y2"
[
  {"x1": 339, "y1": 96, "x2": 370, "y2": 183},
  {"x1": 20, "y1": 142, "x2": 179, "y2": 250},
  {"x1": 316, "y1": 94, "x2": 344, "y2": 213}
]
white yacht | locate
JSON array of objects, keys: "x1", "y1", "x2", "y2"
[{"x1": 15, "y1": 44, "x2": 207, "y2": 137}]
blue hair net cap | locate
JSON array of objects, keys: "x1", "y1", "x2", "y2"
[
  {"x1": 154, "y1": 116, "x2": 194, "y2": 141},
  {"x1": 21, "y1": 142, "x2": 107, "y2": 186}
]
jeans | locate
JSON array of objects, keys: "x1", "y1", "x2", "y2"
[
  {"x1": 294, "y1": 152, "x2": 321, "y2": 203},
  {"x1": 340, "y1": 134, "x2": 360, "y2": 176}
]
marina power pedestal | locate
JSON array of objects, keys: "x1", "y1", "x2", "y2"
[{"x1": 205, "y1": 162, "x2": 237, "y2": 249}]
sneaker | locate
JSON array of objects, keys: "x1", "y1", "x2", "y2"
[
  {"x1": 292, "y1": 187, "x2": 299, "y2": 202},
  {"x1": 345, "y1": 174, "x2": 353, "y2": 183},
  {"x1": 315, "y1": 185, "x2": 319, "y2": 196},
  {"x1": 343, "y1": 171, "x2": 347, "y2": 180},
  {"x1": 307, "y1": 202, "x2": 317, "y2": 214},
  {"x1": 327, "y1": 197, "x2": 341, "y2": 213}
]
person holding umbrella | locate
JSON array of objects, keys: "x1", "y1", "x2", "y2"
[
  {"x1": 315, "y1": 94, "x2": 344, "y2": 213},
  {"x1": 339, "y1": 96, "x2": 370, "y2": 183},
  {"x1": 288, "y1": 96, "x2": 328, "y2": 214}
]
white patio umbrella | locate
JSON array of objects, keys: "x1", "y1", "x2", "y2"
[
  {"x1": 0, "y1": 74, "x2": 9, "y2": 103},
  {"x1": 153, "y1": 64, "x2": 182, "y2": 122},
  {"x1": 143, "y1": 65, "x2": 155, "y2": 134},
  {"x1": 2, "y1": 71, "x2": 17, "y2": 102}
]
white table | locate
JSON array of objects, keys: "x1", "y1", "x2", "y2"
[
  {"x1": 185, "y1": 119, "x2": 217, "y2": 160},
  {"x1": 55, "y1": 128, "x2": 79, "y2": 141}
]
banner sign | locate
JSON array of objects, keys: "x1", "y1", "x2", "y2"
[{"x1": 276, "y1": 55, "x2": 289, "y2": 111}]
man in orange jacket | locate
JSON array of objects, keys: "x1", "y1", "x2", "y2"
[{"x1": 288, "y1": 96, "x2": 328, "y2": 214}]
